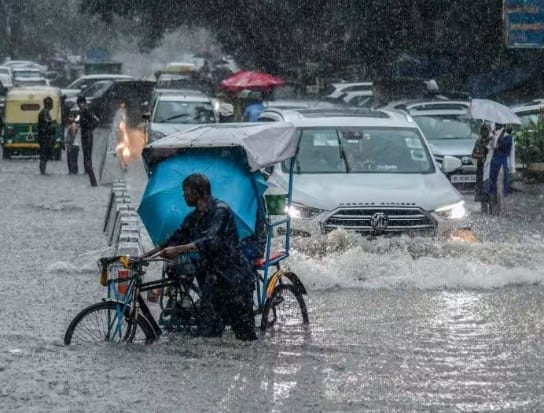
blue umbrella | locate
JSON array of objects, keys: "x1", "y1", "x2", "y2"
[{"x1": 138, "y1": 152, "x2": 267, "y2": 245}]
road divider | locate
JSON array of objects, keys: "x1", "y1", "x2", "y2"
[{"x1": 103, "y1": 178, "x2": 143, "y2": 257}]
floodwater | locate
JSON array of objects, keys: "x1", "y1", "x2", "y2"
[{"x1": 1, "y1": 129, "x2": 544, "y2": 412}]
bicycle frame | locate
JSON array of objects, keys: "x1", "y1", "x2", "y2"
[{"x1": 257, "y1": 157, "x2": 296, "y2": 308}]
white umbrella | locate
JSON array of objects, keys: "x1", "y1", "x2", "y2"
[{"x1": 469, "y1": 98, "x2": 522, "y2": 125}]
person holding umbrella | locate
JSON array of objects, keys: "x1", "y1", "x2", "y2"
[
  {"x1": 472, "y1": 123, "x2": 492, "y2": 213},
  {"x1": 484, "y1": 123, "x2": 515, "y2": 215}
]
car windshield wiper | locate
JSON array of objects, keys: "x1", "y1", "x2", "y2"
[
  {"x1": 336, "y1": 133, "x2": 351, "y2": 172},
  {"x1": 162, "y1": 113, "x2": 190, "y2": 122}
]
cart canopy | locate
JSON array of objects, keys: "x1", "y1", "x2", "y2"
[{"x1": 142, "y1": 122, "x2": 298, "y2": 172}]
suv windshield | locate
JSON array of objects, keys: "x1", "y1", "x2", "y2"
[
  {"x1": 153, "y1": 100, "x2": 215, "y2": 123},
  {"x1": 413, "y1": 115, "x2": 479, "y2": 140},
  {"x1": 286, "y1": 127, "x2": 434, "y2": 174}
]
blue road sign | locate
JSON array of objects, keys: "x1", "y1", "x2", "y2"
[{"x1": 505, "y1": 0, "x2": 544, "y2": 47}]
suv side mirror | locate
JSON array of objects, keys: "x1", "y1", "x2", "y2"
[
  {"x1": 142, "y1": 112, "x2": 151, "y2": 120},
  {"x1": 441, "y1": 155, "x2": 462, "y2": 173}
]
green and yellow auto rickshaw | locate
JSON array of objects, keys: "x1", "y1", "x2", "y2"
[{"x1": 1, "y1": 86, "x2": 63, "y2": 160}]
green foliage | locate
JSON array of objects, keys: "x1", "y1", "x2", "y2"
[{"x1": 515, "y1": 116, "x2": 544, "y2": 164}]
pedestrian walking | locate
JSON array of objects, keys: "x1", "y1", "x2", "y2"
[
  {"x1": 76, "y1": 96, "x2": 99, "y2": 187},
  {"x1": 472, "y1": 123, "x2": 491, "y2": 213},
  {"x1": 484, "y1": 124, "x2": 515, "y2": 215},
  {"x1": 64, "y1": 111, "x2": 80, "y2": 174},
  {"x1": 37, "y1": 96, "x2": 56, "y2": 175}
]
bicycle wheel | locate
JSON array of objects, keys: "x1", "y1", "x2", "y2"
[
  {"x1": 64, "y1": 301, "x2": 156, "y2": 345},
  {"x1": 261, "y1": 284, "x2": 309, "y2": 331}
]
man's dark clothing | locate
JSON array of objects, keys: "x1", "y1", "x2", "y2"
[
  {"x1": 161, "y1": 197, "x2": 257, "y2": 340},
  {"x1": 78, "y1": 106, "x2": 99, "y2": 186},
  {"x1": 37, "y1": 108, "x2": 55, "y2": 175}
]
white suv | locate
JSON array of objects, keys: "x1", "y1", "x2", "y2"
[{"x1": 260, "y1": 108, "x2": 468, "y2": 237}]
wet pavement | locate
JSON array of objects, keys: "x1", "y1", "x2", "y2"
[{"x1": 1, "y1": 129, "x2": 544, "y2": 412}]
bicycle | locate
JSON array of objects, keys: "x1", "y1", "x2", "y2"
[{"x1": 64, "y1": 252, "x2": 309, "y2": 345}]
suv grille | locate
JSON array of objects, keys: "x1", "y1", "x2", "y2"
[{"x1": 323, "y1": 207, "x2": 435, "y2": 234}]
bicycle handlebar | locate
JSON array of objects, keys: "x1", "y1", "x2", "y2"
[{"x1": 97, "y1": 255, "x2": 174, "y2": 270}]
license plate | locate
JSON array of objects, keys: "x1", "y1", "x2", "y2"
[{"x1": 450, "y1": 174, "x2": 476, "y2": 183}]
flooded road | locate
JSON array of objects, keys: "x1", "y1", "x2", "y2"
[{"x1": 1, "y1": 130, "x2": 544, "y2": 412}]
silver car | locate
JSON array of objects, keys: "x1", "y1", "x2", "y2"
[
  {"x1": 381, "y1": 99, "x2": 479, "y2": 191},
  {"x1": 144, "y1": 92, "x2": 218, "y2": 142}
]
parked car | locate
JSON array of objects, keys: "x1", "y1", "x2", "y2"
[
  {"x1": 61, "y1": 74, "x2": 135, "y2": 99},
  {"x1": 260, "y1": 107, "x2": 467, "y2": 237},
  {"x1": 144, "y1": 91, "x2": 217, "y2": 142},
  {"x1": 155, "y1": 72, "x2": 201, "y2": 90},
  {"x1": 379, "y1": 99, "x2": 480, "y2": 191},
  {"x1": 12, "y1": 68, "x2": 49, "y2": 87},
  {"x1": 510, "y1": 99, "x2": 544, "y2": 129},
  {"x1": 325, "y1": 82, "x2": 374, "y2": 107},
  {"x1": 65, "y1": 79, "x2": 155, "y2": 126},
  {"x1": 2, "y1": 60, "x2": 47, "y2": 73}
]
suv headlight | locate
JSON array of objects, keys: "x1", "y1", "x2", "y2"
[
  {"x1": 285, "y1": 202, "x2": 323, "y2": 219},
  {"x1": 434, "y1": 201, "x2": 466, "y2": 220}
]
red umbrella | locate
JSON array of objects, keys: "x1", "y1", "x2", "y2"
[{"x1": 219, "y1": 70, "x2": 285, "y2": 92}]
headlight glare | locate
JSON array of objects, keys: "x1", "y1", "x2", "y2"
[
  {"x1": 284, "y1": 203, "x2": 323, "y2": 219},
  {"x1": 434, "y1": 201, "x2": 466, "y2": 220}
]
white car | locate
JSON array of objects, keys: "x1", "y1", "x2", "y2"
[
  {"x1": 145, "y1": 92, "x2": 218, "y2": 142},
  {"x1": 262, "y1": 108, "x2": 467, "y2": 237},
  {"x1": 11, "y1": 68, "x2": 49, "y2": 87},
  {"x1": 326, "y1": 82, "x2": 374, "y2": 107},
  {"x1": 510, "y1": 99, "x2": 544, "y2": 128},
  {"x1": 380, "y1": 99, "x2": 480, "y2": 190}
]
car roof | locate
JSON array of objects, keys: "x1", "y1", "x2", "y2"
[
  {"x1": 261, "y1": 107, "x2": 416, "y2": 128},
  {"x1": 331, "y1": 82, "x2": 373, "y2": 88},
  {"x1": 511, "y1": 99, "x2": 544, "y2": 113},
  {"x1": 153, "y1": 88, "x2": 206, "y2": 95},
  {"x1": 265, "y1": 99, "x2": 340, "y2": 109},
  {"x1": 77, "y1": 74, "x2": 134, "y2": 80},
  {"x1": 157, "y1": 94, "x2": 212, "y2": 102},
  {"x1": 7, "y1": 86, "x2": 61, "y2": 97},
  {"x1": 383, "y1": 99, "x2": 470, "y2": 111}
]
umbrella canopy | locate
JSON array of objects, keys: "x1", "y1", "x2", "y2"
[
  {"x1": 219, "y1": 70, "x2": 285, "y2": 92},
  {"x1": 469, "y1": 99, "x2": 522, "y2": 125},
  {"x1": 138, "y1": 152, "x2": 267, "y2": 245},
  {"x1": 142, "y1": 122, "x2": 299, "y2": 172}
]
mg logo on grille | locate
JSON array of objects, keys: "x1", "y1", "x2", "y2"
[
  {"x1": 370, "y1": 212, "x2": 388, "y2": 233},
  {"x1": 461, "y1": 156, "x2": 473, "y2": 165}
]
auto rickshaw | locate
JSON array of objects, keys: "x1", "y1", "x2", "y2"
[{"x1": 1, "y1": 86, "x2": 63, "y2": 160}]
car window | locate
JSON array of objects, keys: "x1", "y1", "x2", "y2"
[
  {"x1": 284, "y1": 127, "x2": 433, "y2": 174},
  {"x1": 153, "y1": 100, "x2": 215, "y2": 123},
  {"x1": 343, "y1": 85, "x2": 372, "y2": 92},
  {"x1": 413, "y1": 115, "x2": 478, "y2": 140},
  {"x1": 13, "y1": 70, "x2": 41, "y2": 78},
  {"x1": 83, "y1": 81, "x2": 112, "y2": 98},
  {"x1": 339, "y1": 128, "x2": 433, "y2": 173},
  {"x1": 518, "y1": 112, "x2": 541, "y2": 128}
]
